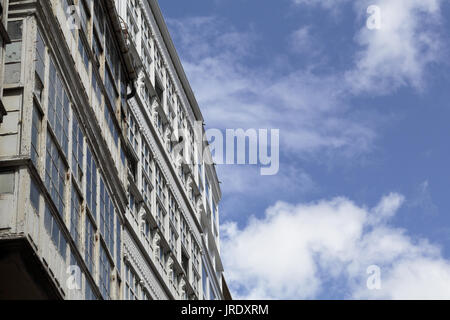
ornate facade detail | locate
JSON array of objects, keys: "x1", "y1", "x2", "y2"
[
  {"x1": 166, "y1": 256, "x2": 174, "y2": 274},
  {"x1": 123, "y1": 225, "x2": 168, "y2": 300},
  {"x1": 179, "y1": 278, "x2": 186, "y2": 295},
  {"x1": 138, "y1": 207, "x2": 146, "y2": 233}
]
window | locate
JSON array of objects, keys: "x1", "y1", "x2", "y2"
[
  {"x1": 128, "y1": 114, "x2": 138, "y2": 152},
  {"x1": 99, "y1": 177, "x2": 114, "y2": 254},
  {"x1": 142, "y1": 175, "x2": 151, "y2": 206},
  {"x1": 105, "y1": 68, "x2": 117, "y2": 108},
  {"x1": 93, "y1": 0, "x2": 105, "y2": 39},
  {"x1": 62, "y1": 0, "x2": 76, "y2": 37},
  {"x1": 156, "y1": 204, "x2": 164, "y2": 232},
  {"x1": 142, "y1": 141, "x2": 151, "y2": 178},
  {"x1": 198, "y1": 163, "x2": 202, "y2": 179},
  {"x1": 124, "y1": 263, "x2": 138, "y2": 300},
  {"x1": 205, "y1": 178, "x2": 210, "y2": 204},
  {"x1": 129, "y1": 193, "x2": 137, "y2": 221},
  {"x1": 209, "y1": 282, "x2": 216, "y2": 300},
  {"x1": 159, "y1": 246, "x2": 166, "y2": 264},
  {"x1": 169, "y1": 227, "x2": 177, "y2": 255},
  {"x1": 4, "y1": 20, "x2": 23, "y2": 84},
  {"x1": 120, "y1": 147, "x2": 126, "y2": 166},
  {"x1": 35, "y1": 29, "x2": 45, "y2": 100},
  {"x1": 72, "y1": 114, "x2": 84, "y2": 183},
  {"x1": 99, "y1": 245, "x2": 112, "y2": 300},
  {"x1": 31, "y1": 104, "x2": 42, "y2": 167},
  {"x1": 142, "y1": 289, "x2": 150, "y2": 300},
  {"x1": 45, "y1": 132, "x2": 67, "y2": 217},
  {"x1": 92, "y1": 32, "x2": 102, "y2": 68},
  {"x1": 104, "y1": 105, "x2": 118, "y2": 146},
  {"x1": 78, "y1": 0, "x2": 89, "y2": 33},
  {"x1": 70, "y1": 188, "x2": 82, "y2": 248},
  {"x1": 202, "y1": 263, "x2": 208, "y2": 300},
  {"x1": 78, "y1": 36, "x2": 89, "y2": 71},
  {"x1": 30, "y1": 179, "x2": 40, "y2": 213},
  {"x1": 192, "y1": 272, "x2": 200, "y2": 293},
  {"x1": 171, "y1": 266, "x2": 178, "y2": 287},
  {"x1": 141, "y1": 83, "x2": 150, "y2": 108},
  {"x1": 189, "y1": 128, "x2": 195, "y2": 147},
  {"x1": 121, "y1": 71, "x2": 127, "y2": 109},
  {"x1": 143, "y1": 220, "x2": 151, "y2": 245},
  {"x1": 105, "y1": 24, "x2": 120, "y2": 81},
  {"x1": 44, "y1": 204, "x2": 67, "y2": 260},
  {"x1": 48, "y1": 59, "x2": 70, "y2": 156},
  {"x1": 92, "y1": 71, "x2": 102, "y2": 104},
  {"x1": 35, "y1": 29, "x2": 45, "y2": 81},
  {"x1": 169, "y1": 192, "x2": 178, "y2": 230},
  {"x1": 86, "y1": 145, "x2": 97, "y2": 219},
  {"x1": 192, "y1": 240, "x2": 200, "y2": 272},
  {"x1": 181, "y1": 216, "x2": 188, "y2": 249},
  {"x1": 189, "y1": 188, "x2": 194, "y2": 204},
  {"x1": 155, "y1": 165, "x2": 165, "y2": 202},
  {"x1": 116, "y1": 217, "x2": 121, "y2": 273},
  {"x1": 85, "y1": 215, "x2": 95, "y2": 276},
  {"x1": 85, "y1": 280, "x2": 97, "y2": 300},
  {"x1": 156, "y1": 112, "x2": 162, "y2": 134}
]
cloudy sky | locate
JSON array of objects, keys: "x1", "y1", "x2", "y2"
[{"x1": 160, "y1": 0, "x2": 450, "y2": 299}]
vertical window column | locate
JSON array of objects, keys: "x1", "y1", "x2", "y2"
[
  {"x1": 4, "y1": 20, "x2": 23, "y2": 85},
  {"x1": 45, "y1": 133, "x2": 67, "y2": 217},
  {"x1": 70, "y1": 188, "x2": 82, "y2": 249},
  {"x1": 99, "y1": 177, "x2": 114, "y2": 255},
  {"x1": 31, "y1": 103, "x2": 42, "y2": 167},
  {"x1": 85, "y1": 215, "x2": 95, "y2": 276},
  {"x1": 86, "y1": 145, "x2": 97, "y2": 220},
  {"x1": 99, "y1": 245, "x2": 112, "y2": 300},
  {"x1": 72, "y1": 114, "x2": 84, "y2": 183}
]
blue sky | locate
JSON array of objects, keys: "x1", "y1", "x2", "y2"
[{"x1": 159, "y1": 0, "x2": 450, "y2": 299}]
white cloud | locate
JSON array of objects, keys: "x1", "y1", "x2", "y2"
[
  {"x1": 289, "y1": 26, "x2": 317, "y2": 54},
  {"x1": 221, "y1": 193, "x2": 450, "y2": 299},
  {"x1": 408, "y1": 180, "x2": 438, "y2": 216},
  {"x1": 293, "y1": 0, "x2": 444, "y2": 93},
  {"x1": 369, "y1": 192, "x2": 405, "y2": 224},
  {"x1": 347, "y1": 0, "x2": 444, "y2": 93}
]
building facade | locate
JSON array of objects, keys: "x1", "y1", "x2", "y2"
[{"x1": 0, "y1": 0, "x2": 225, "y2": 300}]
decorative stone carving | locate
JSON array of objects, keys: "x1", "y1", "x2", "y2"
[
  {"x1": 137, "y1": 68, "x2": 146, "y2": 91},
  {"x1": 123, "y1": 230, "x2": 168, "y2": 300},
  {"x1": 139, "y1": 208, "x2": 146, "y2": 233},
  {"x1": 151, "y1": 97, "x2": 159, "y2": 117},
  {"x1": 153, "y1": 232, "x2": 161, "y2": 261},
  {"x1": 179, "y1": 278, "x2": 186, "y2": 296},
  {"x1": 166, "y1": 256, "x2": 174, "y2": 271},
  {"x1": 165, "y1": 127, "x2": 172, "y2": 149}
]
